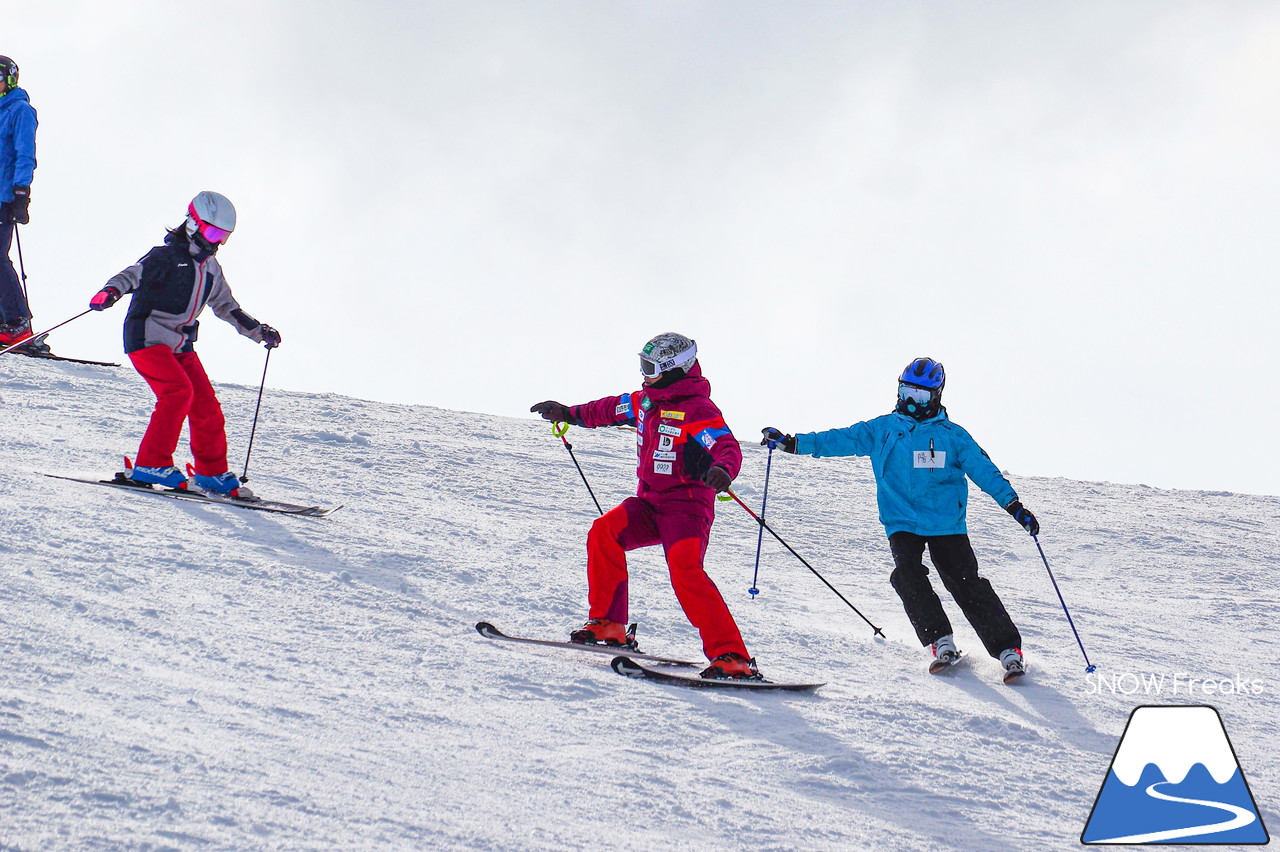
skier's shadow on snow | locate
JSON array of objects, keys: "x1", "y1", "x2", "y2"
[{"x1": 156, "y1": 500, "x2": 404, "y2": 595}]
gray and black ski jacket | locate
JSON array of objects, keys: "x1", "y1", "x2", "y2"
[{"x1": 105, "y1": 232, "x2": 268, "y2": 355}]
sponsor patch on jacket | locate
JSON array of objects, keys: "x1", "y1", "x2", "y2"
[
  {"x1": 615, "y1": 393, "x2": 633, "y2": 417},
  {"x1": 660, "y1": 410, "x2": 685, "y2": 421},
  {"x1": 658, "y1": 434, "x2": 675, "y2": 451},
  {"x1": 657, "y1": 424, "x2": 682, "y2": 437},
  {"x1": 653, "y1": 451, "x2": 677, "y2": 461},
  {"x1": 693, "y1": 426, "x2": 730, "y2": 449},
  {"x1": 653, "y1": 461, "x2": 674, "y2": 475},
  {"x1": 640, "y1": 396, "x2": 653, "y2": 411},
  {"x1": 914, "y1": 451, "x2": 947, "y2": 469}
]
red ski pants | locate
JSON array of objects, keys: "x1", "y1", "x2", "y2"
[
  {"x1": 128, "y1": 346, "x2": 229, "y2": 475},
  {"x1": 586, "y1": 496, "x2": 748, "y2": 661}
]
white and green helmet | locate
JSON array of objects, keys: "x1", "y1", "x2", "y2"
[{"x1": 639, "y1": 332, "x2": 697, "y2": 378}]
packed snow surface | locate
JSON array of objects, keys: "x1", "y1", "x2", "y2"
[{"x1": 2, "y1": 355, "x2": 1277, "y2": 850}]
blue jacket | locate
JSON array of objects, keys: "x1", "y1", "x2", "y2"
[
  {"x1": 0, "y1": 88, "x2": 37, "y2": 202},
  {"x1": 795, "y1": 409, "x2": 1018, "y2": 538}
]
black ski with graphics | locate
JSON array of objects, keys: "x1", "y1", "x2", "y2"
[
  {"x1": 610, "y1": 655, "x2": 824, "y2": 692},
  {"x1": 475, "y1": 622, "x2": 700, "y2": 667}
]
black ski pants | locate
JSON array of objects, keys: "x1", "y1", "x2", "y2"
[{"x1": 888, "y1": 532, "x2": 1021, "y2": 658}]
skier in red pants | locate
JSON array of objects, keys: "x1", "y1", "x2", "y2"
[
  {"x1": 88, "y1": 192, "x2": 280, "y2": 496},
  {"x1": 531, "y1": 332, "x2": 761, "y2": 680}
]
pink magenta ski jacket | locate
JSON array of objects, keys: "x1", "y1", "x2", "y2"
[{"x1": 569, "y1": 362, "x2": 743, "y2": 507}]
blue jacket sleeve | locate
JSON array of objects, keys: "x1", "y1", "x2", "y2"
[
  {"x1": 952, "y1": 425, "x2": 1018, "y2": 508},
  {"x1": 11, "y1": 101, "x2": 37, "y2": 188},
  {"x1": 795, "y1": 420, "x2": 877, "y2": 458}
]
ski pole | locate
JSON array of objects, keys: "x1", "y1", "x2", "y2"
[
  {"x1": 14, "y1": 224, "x2": 29, "y2": 303},
  {"x1": 0, "y1": 309, "x2": 91, "y2": 357},
  {"x1": 1032, "y1": 534, "x2": 1096, "y2": 673},
  {"x1": 240, "y1": 347, "x2": 272, "y2": 483},
  {"x1": 553, "y1": 421, "x2": 603, "y2": 516},
  {"x1": 727, "y1": 489, "x2": 885, "y2": 638},
  {"x1": 747, "y1": 439, "x2": 778, "y2": 599}
]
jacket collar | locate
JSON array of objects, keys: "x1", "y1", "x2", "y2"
[{"x1": 643, "y1": 361, "x2": 710, "y2": 402}]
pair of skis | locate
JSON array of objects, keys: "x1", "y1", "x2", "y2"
[
  {"x1": 930, "y1": 650, "x2": 1028, "y2": 685},
  {"x1": 44, "y1": 473, "x2": 340, "y2": 518},
  {"x1": 475, "y1": 622, "x2": 824, "y2": 692}
]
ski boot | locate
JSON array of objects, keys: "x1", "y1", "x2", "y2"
[
  {"x1": 1000, "y1": 648, "x2": 1026, "y2": 684},
  {"x1": 569, "y1": 618, "x2": 631, "y2": 647},
  {"x1": 0, "y1": 318, "x2": 33, "y2": 348},
  {"x1": 929, "y1": 635, "x2": 962, "y2": 674},
  {"x1": 700, "y1": 652, "x2": 762, "y2": 680},
  {"x1": 191, "y1": 470, "x2": 249, "y2": 499},
  {"x1": 125, "y1": 465, "x2": 189, "y2": 489}
]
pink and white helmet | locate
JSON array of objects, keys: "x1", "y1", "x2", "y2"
[{"x1": 185, "y1": 191, "x2": 236, "y2": 248}]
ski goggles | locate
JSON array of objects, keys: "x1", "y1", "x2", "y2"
[
  {"x1": 197, "y1": 222, "x2": 232, "y2": 244},
  {"x1": 640, "y1": 355, "x2": 664, "y2": 378},
  {"x1": 898, "y1": 382, "x2": 936, "y2": 405},
  {"x1": 188, "y1": 203, "x2": 233, "y2": 245}
]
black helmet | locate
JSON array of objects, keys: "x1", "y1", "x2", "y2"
[{"x1": 0, "y1": 57, "x2": 17, "y2": 93}]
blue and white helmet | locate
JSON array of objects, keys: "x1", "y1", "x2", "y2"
[
  {"x1": 639, "y1": 332, "x2": 697, "y2": 379},
  {"x1": 897, "y1": 357, "x2": 945, "y2": 420}
]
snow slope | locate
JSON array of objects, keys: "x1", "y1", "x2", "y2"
[{"x1": 2, "y1": 354, "x2": 1277, "y2": 851}]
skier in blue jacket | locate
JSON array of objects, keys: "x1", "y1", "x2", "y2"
[
  {"x1": 763, "y1": 357, "x2": 1039, "y2": 682},
  {"x1": 0, "y1": 55, "x2": 41, "y2": 352}
]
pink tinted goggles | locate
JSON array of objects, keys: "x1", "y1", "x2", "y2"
[
  {"x1": 197, "y1": 222, "x2": 232, "y2": 244},
  {"x1": 188, "y1": 203, "x2": 232, "y2": 244}
]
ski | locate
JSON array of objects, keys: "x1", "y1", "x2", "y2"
[
  {"x1": 1003, "y1": 663, "x2": 1028, "y2": 685},
  {"x1": 44, "y1": 473, "x2": 340, "y2": 517},
  {"x1": 474, "y1": 622, "x2": 700, "y2": 667},
  {"x1": 929, "y1": 650, "x2": 967, "y2": 675},
  {"x1": 6, "y1": 349, "x2": 120, "y2": 367},
  {"x1": 610, "y1": 655, "x2": 824, "y2": 692}
]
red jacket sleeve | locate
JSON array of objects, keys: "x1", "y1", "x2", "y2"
[
  {"x1": 570, "y1": 390, "x2": 642, "y2": 429},
  {"x1": 683, "y1": 404, "x2": 743, "y2": 480}
]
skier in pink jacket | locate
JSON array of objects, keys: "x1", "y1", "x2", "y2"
[{"x1": 531, "y1": 332, "x2": 760, "y2": 679}]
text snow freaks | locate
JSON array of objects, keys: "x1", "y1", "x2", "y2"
[{"x1": 1086, "y1": 672, "x2": 1267, "y2": 697}]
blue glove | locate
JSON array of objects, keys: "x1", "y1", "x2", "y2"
[
  {"x1": 760, "y1": 427, "x2": 797, "y2": 454},
  {"x1": 1006, "y1": 501, "x2": 1040, "y2": 535}
]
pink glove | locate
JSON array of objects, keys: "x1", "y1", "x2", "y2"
[{"x1": 89, "y1": 287, "x2": 121, "y2": 311}]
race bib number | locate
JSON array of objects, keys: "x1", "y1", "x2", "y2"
[{"x1": 914, "y1": 451, "x2": 946, "y2": 469}]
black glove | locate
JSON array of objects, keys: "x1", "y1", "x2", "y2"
[
  {"x1": 11, "y1": 186, "x2": 29, "y2": 225},
  {"x1": 258, "y1": 324, "x2": 281, "y2": 349},
  {"x1": 89, "y1": 286, "x2": 121, "y2": 311},
  {"x1": 702, "y1": 465, "x2": 733, "y2": 493},
  {"x1": 760, "y1": 427, "x2": 797, "y2": 454},
  {"x1": 530, "y1": 400, "x2": 572, "y2": 422},
  {"x1": 1006, "y1": 501, "x2": 1040, "y2": 535}
]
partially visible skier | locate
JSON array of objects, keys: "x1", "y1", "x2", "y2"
[
  {"x1": 0, "y1": 55, "x2": 45, "y2": 354},
  {"x1": 530, "y1": 332, "x2": 762, "y2": 680},
  {"x1": 88, "y1": 191, "x2": 280, "y2": 497},
  {"x1": 763, "y1": 357, "x2": 1038, "y2": 683}
]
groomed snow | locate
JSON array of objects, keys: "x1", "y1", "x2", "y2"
[{"x1": 2, "y1": 355, "x2": 1276, "y2": 850}]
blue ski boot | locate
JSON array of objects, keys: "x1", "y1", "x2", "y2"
[
  {"x1": 192, "y1": 471, "x2": 244, "y2": 497},
  {"x1": 126, "y1": 465, "x2": 188, "y2": 489}
]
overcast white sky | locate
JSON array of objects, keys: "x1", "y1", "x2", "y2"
[{"x1": 8, "y1": 2, "x2": 1279, "y2": 496}]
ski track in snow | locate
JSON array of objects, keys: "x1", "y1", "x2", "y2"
[{"x1": 1, "y1": 356, "x2": 1277, "y2": 851}]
